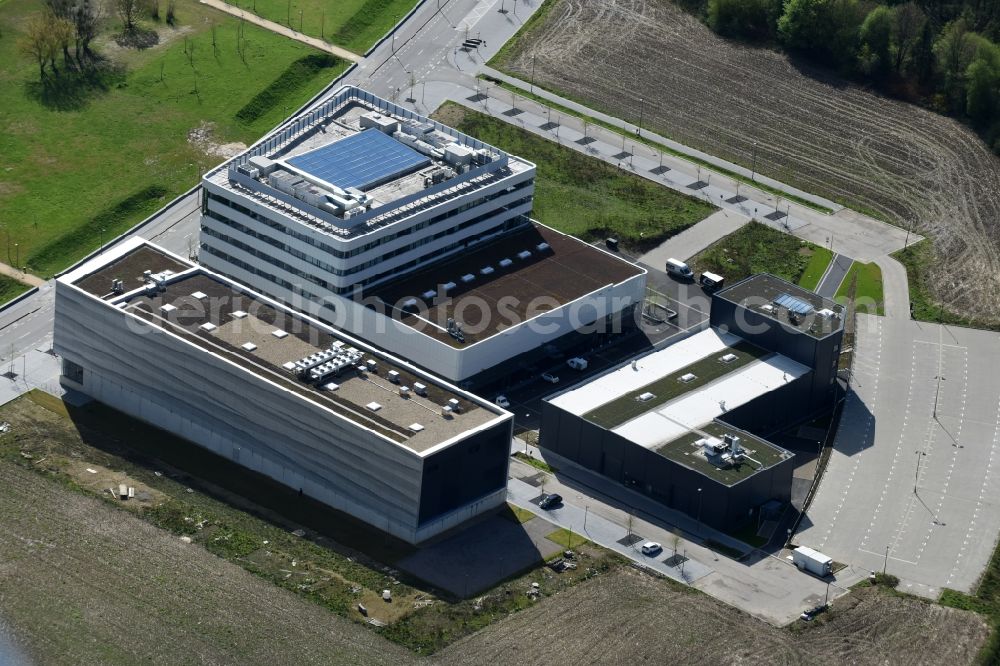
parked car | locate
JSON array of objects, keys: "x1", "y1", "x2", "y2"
[
  {"x1": 495, "y1": 395, "x2": 510, "y2": 408},
  {"x1": 640, "y1": 541, "x2": 662, "y2": 556},
  {"x1": 539, "y1": 493, "x2": 563, "y2": 510},
  {"x1": 567, "y1": 357, "x2": 588, "y2": 370},
  {"x1": 666, "y1": 258, "x2": 694, "y2": 280},
  {"x1": 541, "y1": 372, "x2": 560, "y2": 384}
]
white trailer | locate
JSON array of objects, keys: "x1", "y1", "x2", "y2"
[{"x1": 792, "y1": 546, "x2": 833, "y2": 577}]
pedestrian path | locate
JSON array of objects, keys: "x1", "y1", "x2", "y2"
[{"x1": 199, "y1": 0, "x2": 362, "y2": 62}]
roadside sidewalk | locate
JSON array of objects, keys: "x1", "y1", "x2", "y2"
[{"x1": 0, "y1": 262, "x2": 44, "y2": 288}]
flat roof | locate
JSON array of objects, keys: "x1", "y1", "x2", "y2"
[
  {"x1": 371, "y1": 222, "x2": 645, "y2": 347},
  {"x1": 63, "y1": 239, "x2": 507, "y2": 454},
  {"x1": 654, "y1": 422, "x2": 791, "y2": 486},
  {"x1": 549, "y1": 328, "x2": 740, "y2": 417},
  {"x1": 206, "y1": 87, "x2": 534, "y2": 241},
  {"x1": 285, "y1": 129, "x2": 431, "y2": 191},
  {"x1": 73, "y1": 245, "x2": 188, "y2": 299},
  {"x1": 715, "y1": 273, "x2": 844, "y2": 339},
  {"x1": 610, "y1": 352, "x2": 808, "y2": 444}
]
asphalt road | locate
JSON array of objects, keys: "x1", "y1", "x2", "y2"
[{"x1": 816, "y1": 253, "x2": 853, "y2": 298}]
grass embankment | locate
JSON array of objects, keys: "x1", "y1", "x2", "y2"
[
  {"x1": 432, "y1": 103, "x2": 715, "y2": 254},
  {"x1": 513, "y1": 451, "x2": 556, "y2": 474},
  {"x1": 835, "y1": 261, "x2": 884, "y2": 316},
  {"x1": 892, "y1": 239, "x2": 997, "y2": 330},
  {"x1": 0, "y1": 0, "x2": 346, "y2": 277},
  {"x1": 0, "y1": 275, "x2": 31, "y2": 305},
  {"x1": 230, "y1": 0, "x2": 416, "y2": 53},
  {"x1": 0, "y1": 391, "x2": 623, "y2": 656},
  {"x1": 798, "y1": 246, "x2": 834, "y2": 291},
  {"x1": 477, "y1": 80, "x2": 835, "y2": 216},
  {"x1": 690, "y1": 221, "x2": 830, "y2": 287},
  {"x1": 940, "y1": 544, "x2": 1000, "y2": 665}
]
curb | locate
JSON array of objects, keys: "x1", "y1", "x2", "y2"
[
  {"x1": 0, "y1": 285, "x2": 41, "y2": 314},
  {"x1": 363, "y1": 0, "x2": 430, "y2": 57}
]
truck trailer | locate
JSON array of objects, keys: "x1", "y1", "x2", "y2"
[{"x1": 792, "y1": 546, "x2": 833, "y2": 577}]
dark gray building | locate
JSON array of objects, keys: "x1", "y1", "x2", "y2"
[{"x1": 541, "y1": 275, "x2": 845, "y2": 532}]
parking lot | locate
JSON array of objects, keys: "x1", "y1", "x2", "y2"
[{"x1": 797, "y1": 313, "x2": 1000, "y2": 597}]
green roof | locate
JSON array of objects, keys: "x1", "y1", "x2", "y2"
[
  {"x1": 583, "y1": 341, "x2": 770, "y2": 429},
  {"x1": 654, "y1": 422, "x2": 790, "y2": 485}
]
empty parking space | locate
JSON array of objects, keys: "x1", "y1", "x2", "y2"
[{"x1": 798, "y1": 314, "x2": 1000, "y2": 597}]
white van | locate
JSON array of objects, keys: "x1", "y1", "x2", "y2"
[{"x1": 666, "y1": 258, "x2": 694, "y2": 280}]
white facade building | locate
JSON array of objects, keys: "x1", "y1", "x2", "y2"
[{"x1": 199, "y1": 86, "x2": 645, "y2": 382}]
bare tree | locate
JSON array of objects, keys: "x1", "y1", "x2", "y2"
[
  {"x1": 73, "y1": 0, "x2": 105, "y2": 61},
  {"x1": 51, "y1": 14, "x2": 76, "y2": 69},
  {"x1": 116, "y1": 0, "x2": 146, "y2": 34},
  {"x1": 19, "y1": 14, "x2": 54, "y2": 79}
]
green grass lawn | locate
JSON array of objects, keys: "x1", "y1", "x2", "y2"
[
  {"x1": 835, "y1": 261, "x2": 884, "y2": 316},
  {"x1": 0, "y1": 0, "x2": 347, "y2": 277},
  {"x1": 546, "y1": 527, "x2": 590, "y2": 550},
  {"x1": 690, "y1": 221, "x2": 825, "y2": 287},
  {"x1": 431, "y1": 103, "x2": 716, "y2": 254},
  {"x1": 0, "y1": 275, "x2": 31, "y2": 305},
  {"x1": 940, "y1": 539, "x2": 1000, "y2": 664},
  {"x1": 230, "y1": 0, "x2": 416, "y2": 53},
  {"x1": 797, "y1": 246, "x2": 833, "y2": 291}
]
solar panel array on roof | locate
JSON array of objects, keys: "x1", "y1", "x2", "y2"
[
  {"x1": 774, "y1": 293, "x2": 814, "y2": 315},
  {"x1": 285, "y1": 129, "x2": 431, "y2": 191}
]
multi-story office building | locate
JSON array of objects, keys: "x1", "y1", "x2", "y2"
[
  {"x1": 55, "y1": 238, "x2": 514, "y2": 543},
  {"x1": 199, "y1": 86, "x2": 645, "y2": 383}
]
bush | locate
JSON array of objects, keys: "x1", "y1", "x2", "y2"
[
  {"x1": 874, "y1": 572, "x2": 899, "y2": 588},
  {"x1": 707, "y1": 0, "x2": 780, "y2": 41}
]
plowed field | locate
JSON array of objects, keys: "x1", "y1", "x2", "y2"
[
  {"x1": 437, "y1": 567, "x2": 988, "y2": 665},
  {"x1": 496, "y1": 0, "x2": 1000, "y2": 323}
]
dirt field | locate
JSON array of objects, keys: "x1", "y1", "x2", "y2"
[
  {"x1": 495, "y1": 0, "x2": 1000, "y2": 324},
  {"x1": 0, "y1": 461, "x2": 417, "y2": 665},
  {"x1": 436, "y1": 567, "x2": 988, "y2": 665}
]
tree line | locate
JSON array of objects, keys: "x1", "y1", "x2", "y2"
[{"x1": 701, "y1": 0, "x2": 1000, "y2": 152}]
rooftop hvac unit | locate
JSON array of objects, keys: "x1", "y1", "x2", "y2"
[
  {"x1": 723, "y1": 433, "x2": 742, "y2": 454},
  {"x1": 499, "y1": 258, "x2": 513, "y2": 268},
  {"x1": 761, "y1": 304, "x2": 775, "y2": 313},
  {"x1": 282, "y1": 361, "x2": 297, "y2": 370},
  {"x1": 447, "y1": 398, "x2": 461, "y2": 412},
  {"x1": 110, "y1": 278, "x2": 124, "y2": 294},
  {"x1": 408, "y1": 423, "x2": 424, "y2": 432},
  {"x1": 323, "y1": 382, "x2": 340, "y2": 391},
  {"x1": 480, "y1": 266, "x2": 494, "y2": 276},
  {"x1": 248, "y1": 155, "x2": 276, "y2": 175},
  {"x1": 679, "y1": 373, "x2": 697, "y2": 383},
  {"x1": 441, "y1": 405, "x2": 453, "y2": 418},
  {"x1": 388, "y1": 370, "x2": 400, "y2": 383},
  {"x1": 536, "y1": 242, "x2": 551, "y2": 252},
  {"x1": 200, "y1": 322, "x2": 217, "y2": 332},
  {"x1": 366, "y1": 359, "x2": 377, "y2": 370},
  {"x1": 236, "y1": 163, "x2": 260, "y2": 179},
  {"x1": 461, "y1": 274, "x2": 475, "y2": 283},
  {"x1": 399, "y1": 385, "x2": 410, "y2": 397},
  {"x1": 413, "y1": 382, "x2": 427, "y2": 396},
  {"x1": 401, "y1": 298, "x2": 418, "y2": 311},
  {"x1": 160, "y1": 304, "x2": 177, "y2": 314},
  {"x1": 719, "y1": 353, "x2": 738, "y2": 363},
  {"x1": 366, "y1": 402, "x2": 382, "y2": 412},
  {"x1": 231, "y1": 310, "x2": 248, "y2": 319},
  {"x1": 442, "y1": 282, "x2": 456, "y2": 292},
  {"x1": 241, "y1": 342, "x2": 258, "y2": 352},
  {"x1": 637, "y1": 392, "x2": 655, "y2": 402},
  {"x1": 272, "y1": 329, "x2": 289, "y2": 339},
  {"x1": 422, "y1": 290, "x2": 437, "y2": 300},
  {"x1": 191, "y1": 291, "x2": 207, "y2": 300},
  {"x1": 517, "y1": 250, "x2": 532, "y2": 260}
]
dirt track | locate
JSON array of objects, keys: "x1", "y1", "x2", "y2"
[
  {"x1": 497, "y1": 0, "x2": 1000, "y2": 323},
  {"x1": 0, "y1": 461, "x2": 415, "y2": 666},
  {"x1": 436, "y1": 567, "x2": 987, "y2": 665}
]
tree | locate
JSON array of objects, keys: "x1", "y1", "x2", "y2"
[
  {"x1": 18, "y1": 13, "x2": 55, "y2": 79},
  {"x1": 115, "y1": 0, "x2": 146, "y2": 34},
  {"x1": 911, "y1": 16, "x2": 935, "y2": 83},
  {"x1": 778, "y1": 0, "x2": 865, "y2": 69},
  {"x1": 965, "y1": 57, "x2": 997, "y2": 124},
  {"x1": 934, "y1": 18, "x2": 978, "y2": 111},
  {"x1": 73, "y1": 0, "x2": 105, "y2": 61},
  {"x1": 859, "y1": 6, "x2": 893, "y2": 77},
  {"x1": 707, "y1": 0, "x2": 780, "y2": 42},
  {"x1": 892, "y1": 2, "x2": 927, "y2": 73}
]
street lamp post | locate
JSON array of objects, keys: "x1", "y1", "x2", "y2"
[
  {"x1": 751, "y1": 141, "x2": 758, "y2": 181},
  {"x1": 530, "y1": 54, "x2": 536, "y2": 94},
  {"x1": 883, "y1": 545, "x2": 889, "y2": 574},
  {"x1": 696, "y1": 487, "x2": 703, "y2": 525},
  {"x1": 914, "y1": 450, "x2": 924, "y2": 493},
  {"x1": 637, "y1": 97, "x2": 644, "y2": 137}
]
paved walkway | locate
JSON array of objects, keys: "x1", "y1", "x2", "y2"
[
  {"x1": 198, "y1": 0, "x2": 362, "y2": 62},
  {"x1": 638, "y1": 209, "x2": 750, "y2": 266},
  {"x1": 816, "y1": 253, "x2": 853, "y2": 298},
  {"x1": 0, "y1": 262, "x2": 44, "y2": 289}
]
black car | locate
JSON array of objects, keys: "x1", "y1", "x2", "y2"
[{"x1": 539, "y1": 493, "x2": 563, "y2": 510}]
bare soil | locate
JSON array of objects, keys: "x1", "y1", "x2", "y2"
[
  {"x1": 436, "y1": 567, "x2": 988, "y2": 665},
  {"x1": 496, "y1": 0, "x2": 1000, "y2": 324},
  {"x1": 0, "y1": 461, "x2": 416, "y2": 666}
]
